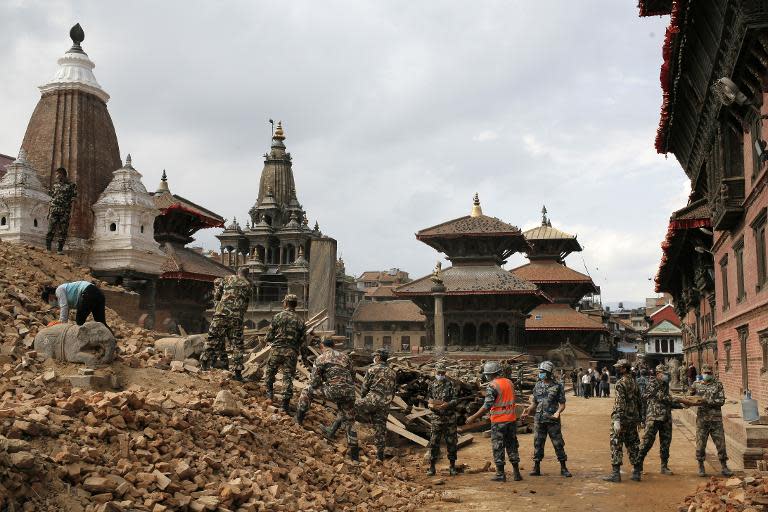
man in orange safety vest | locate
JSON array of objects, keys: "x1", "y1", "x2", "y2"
[{"x1": 467, "y1": 361, "x2": 521, "y2": 482}]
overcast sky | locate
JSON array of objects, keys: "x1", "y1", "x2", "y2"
[{"x1": 0, "y1": 1, "x2": 687, "y2": 305}]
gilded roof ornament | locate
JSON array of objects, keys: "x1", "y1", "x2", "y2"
[
  {"x1": 274, "y1": 121, "x2": 285, "y2": 141},
  {"x1": 470, "y1": 192, "x2": 483, "y2": 217},
  {"x1": 69, "y1": 23, "x2": 85, "y2": 54}
]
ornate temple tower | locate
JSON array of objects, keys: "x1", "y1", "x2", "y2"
[
  {"x1": 20, "y1": 24, "x2": 121, "y2": 246},
  {"x1": 89, "y1": 155, "x2": 165, "y2": 275},
  {"x1": 395, "y1": 194, "x2": 550, "y2": 350},
  {"x1": 0, "y1": 150, "x2": 51, "y2": 246}
]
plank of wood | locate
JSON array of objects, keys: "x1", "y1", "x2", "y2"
[
  {"x1": 457, "y1": 434, "x2": 474, "y2": 448},
  {"x1": 386, "y1": 422, "x2": 429, "y2": 447},
  {"x1": 387, "y1": 414, "x2": 405, "y2": 429},
  {"x1": 406, "y1": 408, "x2": 431, "y2": 421},
  {"x1": 392, "y1": 396, "x2": 409, "y2": 410}
]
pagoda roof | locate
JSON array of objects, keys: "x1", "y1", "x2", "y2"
[
  {"x1": 352, "y1": 300, "x2": 425, "y2": 323},
  {"x1": 525, "y1": 304, "x2": 608, "y2": 332},
  {"x1": 417, "y1": 214, "x2": 522, "y2": 238},
  {"x1": 365, "y1": 285, "x2": 397, "y2": 298},
  {"x1": 670, "y1": 198, "x2": 710, "y2": 226},
  {"x1": 523, "y1": 224, "x2": 577, "y2": 242},
  {"x1": 153, "y1": 191, "x2": 224, "y2": 229},
  {"x1": 511, "y1": 260, "x2": 595, "y2": 285},
  {"x1": 159, "y1": 243, "x2": 233, "y2": 282},
  {"x1": 654, "y1": 198, "x2": 711, "y2": 293},
  {"x1": 394, "y1": 265, "x2": 549, "y2": 298}
]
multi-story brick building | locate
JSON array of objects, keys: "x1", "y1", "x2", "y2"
[{"x1": 641, "y1": 0, "x2": 768, "y2": 467}]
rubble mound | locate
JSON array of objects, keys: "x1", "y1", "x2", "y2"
[
  {"x1": 679, "y1": 474, "x2": 768, "y2": 512},
  {"x1": 0, "y1": 243, "x2": 435, "y2": 511}
]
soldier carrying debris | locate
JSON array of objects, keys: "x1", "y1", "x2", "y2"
[
  {"x1": 426, "y1": 361, "x2": 459, "y2": 477},
  {"x1": 603, "y1": 358, "x2": 642, "y2": 483},
  {"x1": 200, "y1": 267, "x2": 252, "y2": 381},
  {"x1": 683, "y1": 364, "x2": 733, "y2": 477},
  {"x1": 296, "y1": 338, "x2": 360, "y2": 462},
  {"x1": 45, "y1": 166, "x2": 76, "y2": 254},
  {"x1": 354, "y1": 348, "x2": 397, "y2": 461},
  {"x1": 263, "y1": 293, "x2": 306, "y2": 412},
  {"x1": 466, "y1": 361, "x2": 522, "y2": 482}
]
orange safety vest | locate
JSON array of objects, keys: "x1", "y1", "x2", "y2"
[{"x1": 489, "y1": 377, "x2": 517, "y2": 423}]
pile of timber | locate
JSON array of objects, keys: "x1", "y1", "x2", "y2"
[{"x1": 241, "y1": 333, "x2": 544, "y2": 448}]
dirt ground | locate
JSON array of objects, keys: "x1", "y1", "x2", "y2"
[{"x1": 416, "y1": 392, "x2": 724, "y2": 512}]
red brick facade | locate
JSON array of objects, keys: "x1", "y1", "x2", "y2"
[
  {"x1": 21, "y1": 89, "x2": 121, "y2": 241},
  {"x1": 713, "y1": 114, "x2": 768, "y2": 405}
]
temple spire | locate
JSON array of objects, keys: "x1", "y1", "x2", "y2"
[
  {"x1": 156, "y1": 169, "x2": 170, "y2": 193},
  {"x1": 470, "y1": 192, "x2": 483, "y2": 217},
  {"x1": 273, "y1": 121, "x2": 285, "y2": 141},
  {"x1": 68, "y1": 23, "x2": 85, "y2": 54},
  {"x1": 541, "y1": 205, "x2": 549, "y2": 226}
]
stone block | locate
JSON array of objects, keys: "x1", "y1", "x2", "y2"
[
  {"x1": 34, "y1": 322, "x2": 116, "y2": 365},
  {"x1": 154, "y1": 335, "x2": 206, "y2": 361}
]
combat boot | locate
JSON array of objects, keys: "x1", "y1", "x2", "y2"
[
  {"x1": 720, "y1": 460, "x2": 733, "y2": 477},
  {"x1": 560, "y1": 461, "x2": 572, "y2": 478},
  {"x1": 660, "y1": 462, "x2": 673, "y2": 475},
  {"x1": 56, "y1": 241, "x2": 65, "y2": 255},
  {"x1": 512, "y1": 463, "x2": 522, "y2": 481},
  {"x1": 282, "y1": 398, "x2": 291, "y2": 414},
  {"x1": 529, "y1": 461, "x2": 541, "y2": 476},
  {"x1": 45, "y1": 239, "x2": 52, "y2": 252},
  {"x1": 697, "y1": 461, "x2": 706, "y2": 477},
  {"x1": 376, "y1": 448, "x2": 385, "y2": 461},
  {"x1": 322, "y1": 419, "x2": 342, "y2": 440},
  {"x1": 631, "y1": 464, "x2": 642, "y2": 481},
  {"x1": 448, "y1": 461, "x2": 458, "y2": 476},
  {"x1": 232, "y1": 370, "x2": 243, "y2": 382},
  {"x1": 199, "y1": 354, "x2": 211, "y2": 371},
  {"x1": 349, "y1": 446, "x2": 360, "y2": 462},
  {"x1": 265, "y1": 385, "x2": 274, "y2": 402},
  {"x1": 602, "y1": 465, "x2": 621, "y2": 483},
  {"x1": 490, "y1": 464, "x2": 506, "y2": 482},
  {"x1": 426, "y1": 462, "x2": 436, "y2": 476}
]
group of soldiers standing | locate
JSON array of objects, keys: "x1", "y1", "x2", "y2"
[{"x1": 606, "y1": 359, "x2": 733, "y2": 482}]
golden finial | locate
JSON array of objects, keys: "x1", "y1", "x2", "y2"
[
  {"x1": 430, "y1": 261, "x2": 443, "y2": 285},
  {"x1": 274, "y1": 121, "x2": 285, "y2": 141},
  {"x1": 541, "y1": 205, "x2": 549, "y2": 226},
  {"x1": 470, "y1": 192, "x2": 483, "y2": 217}
]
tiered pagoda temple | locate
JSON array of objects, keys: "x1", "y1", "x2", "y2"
[
  {"x1": 395, "y1": 195, "x2": 550, "y2": 351},
  {"x1": 216, "y1": 123, "x2": 353, "y2": 334},
  {"x1": 512, "y1": 207, "x2": 609, "y2": 362}
]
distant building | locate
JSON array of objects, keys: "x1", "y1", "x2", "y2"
[
  {"x1": 0, "y1": 153, "x2": 13, "y2": 179},
  {"x1": 642, "y1": 305, "x2": 683, "y2": 367},
  {"x1": 352, "y1": 300, "x2": 426, "y2": 352},
  {"x1": 357, "y1": 269, "x2": 410, "y2": 302}
]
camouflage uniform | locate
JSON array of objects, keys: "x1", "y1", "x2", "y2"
[
  {"x1": 610, "y1": 374, "x2": 642, "y2": 467},
  {"x1": 427, "y1": 378, "x2": 459, "y2": 463},
  {"x1": 638, "y1": 375, "x2": 682, "y2": 466},
  {"x1": 483, "y1": 378, "x2": 520, "y2": 466},
  {"x1": 636, "y1": 374, "x2": 649, "y2": 423},
  {"x1": 201, "y1": 275, "x2": 251, "y2": 370},
  {"x1": 678, "y1": 365, "x2": 688, "y2": 392},
  {"x1": 356, "y1": 361, "x2": 397, "y2": 453},
  {"x1": 298, "y1": 349, "x2": 358, "y2": 449},
  {"x1": 530, "y1": 380, "x2": 568, "y2": 462},
  {"x1": 264, "y1": 309, "x2": 306, "y2": 402},
  {"x1": 46, "y1": 178, "x2": 77, "y2": 251},
  {"x1": 690, "y1": 379, "x2": 728, "y2": 462}
]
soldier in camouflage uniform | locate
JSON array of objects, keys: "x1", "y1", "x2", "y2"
[
  {"x1": 688, "y1": 364, "x2": 733, "y2": 477},
  {"x1": 200, "y1": 267, "x2": 252, "y2": 380},
  {"x1": 426, "y1": 362, "x2": 459, "y2": 476},
  {"x1": 296, "y1": 339, "x2": 360, "y2": 461},
  {"x1": 603, "y1": 359, "x2": 642, "y2": 483},
  {"x1": 264, "y1": 294, "x2": 306, "y2": 411},
  {"x1": 636, "y1": 364, "x2": 684, "y2": 476},
  {"x1": 467, "y1": 361, "x2": 522, "y2": 482},
  {"x1": 354, "y1": 348, "x2": 397, "y2": 461},
  {"x1": 521, "y1": 361, "x2": 572, "y2": 477},
  {"x1": 46, "y1": 167, "x2": 77, "y2": 254},
  {"x1": 678, "y1": 364, "x2": 689, "y2": 393}
]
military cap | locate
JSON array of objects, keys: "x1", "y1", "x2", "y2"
[
  {"x1": 701, "y1": 364, "x2": 713, "y2": 373},
  {"x1": 483, "y1": 361, "x2": 502, "y2": 375},
  {"x1": 434, "y1": 361, "x2": 447, "y2": 373},
  {"x1": 283, "y1": 293, "x2": 298, "y2": 302},
  {"x1": 374, "y1": 348, "x2": 389, "y2": 361},
  {"x1": 613, "y1": 359, "x2": 631, "y2": 369},
  {"x1": 655, "y1": 364, "x2": 668, "y2": 373}
]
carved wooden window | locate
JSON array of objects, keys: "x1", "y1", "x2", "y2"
[
  {"x1": 752, "y1": 208, "x2": 768, "y2": 291},
  {"x1": 724, "y1": 340, "x2": 732, "y2": 372},
  {"x1": 720, "y1": 255, "x2": 730, "y2": 311},
  {"x1": 734, "y1": 238, "x2": 746, "y2": 302},
  {"x1": 759, "y1": 329, "x2": 768, "y2": 374},
  {"x1": 752, "y1": 115, "x2": 763, "y2": 181}
]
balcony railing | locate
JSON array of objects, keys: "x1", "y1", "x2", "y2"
[{"x1": 712, "y1": 176, "x2": 745, "y2": 231}]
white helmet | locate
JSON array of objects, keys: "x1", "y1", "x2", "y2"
[{"x1": 483, "y1": 361, "x2": 502, "y2": 375}]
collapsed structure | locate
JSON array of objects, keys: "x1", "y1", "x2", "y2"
[{"x1": 0, "y1": 24, "x2": 231, "y2": 333}]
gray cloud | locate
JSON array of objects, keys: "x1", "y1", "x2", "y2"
[{"x1": 0, "y1": 1, "x2": 687, "y2": 303}]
